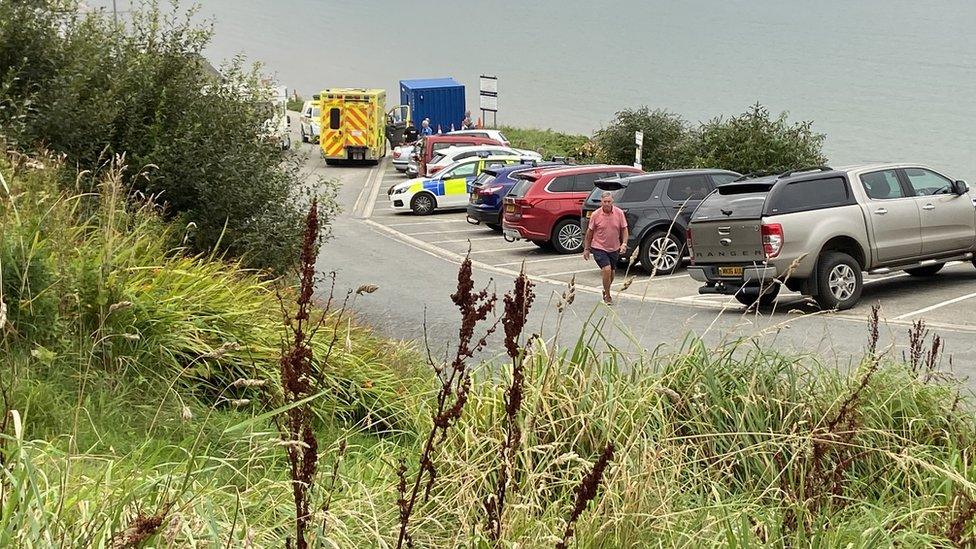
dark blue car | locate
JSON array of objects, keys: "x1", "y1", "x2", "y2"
[{"x1": 466, "y1": 160, "x2": 567, "y2": 231}]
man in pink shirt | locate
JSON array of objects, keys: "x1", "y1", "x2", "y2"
[{"x1": 583, "y1": 191, "x2": 629, "y2": 304}]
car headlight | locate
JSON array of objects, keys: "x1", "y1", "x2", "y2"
[{"x1": 393, "y1": 187, "x2": 409, "y2": 195}]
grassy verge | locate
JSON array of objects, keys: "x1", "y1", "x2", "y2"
[
  {"x1": 2, "y1": 150, "x2": 975, "y2": 546},
  {"x1": 499, "y1": 126, "x2": 597, "y2": 162}
]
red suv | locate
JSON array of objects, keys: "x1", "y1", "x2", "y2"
[{"x1": 502, "y1": 165, "x2": 643, "y2": 253}]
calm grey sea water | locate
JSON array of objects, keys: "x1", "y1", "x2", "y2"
[{"x1": 94, "y1": 1, "x2": 976, "y2": 178}]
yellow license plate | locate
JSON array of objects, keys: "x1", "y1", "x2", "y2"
[
  {"x1": 718, "y1": 266, "x2": 743, "y2": 277},
  {"x1": 586, "y1": 210, "x2": 593, "y2": 218},
  {"x1": 505, "y1": 204, "x2": 515, "y2": 213}
]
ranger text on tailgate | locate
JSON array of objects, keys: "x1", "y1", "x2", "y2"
[{"x1": 687, "y1": 164, "x2": 976, "y2": 310}]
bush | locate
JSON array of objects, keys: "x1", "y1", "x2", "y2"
[
  {"x1": 686, "y1": 102, "x2": 828, "y2": 174},
  {"x1": 287, "y1": 94, "x2": 306, "y2": 112},
  {"x1": 593, "y1": 107, "x2": 691, "y2": 170},
  {"x1": 589, "y1": 103, "x2": 828, "y2": 175},
  {"x1": 0, "y1": 1, "x2": 333, "y2": 274}
]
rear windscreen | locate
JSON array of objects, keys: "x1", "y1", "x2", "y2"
[
  {"x1": 431, "y1": 153, "x2": 446, "y2": 164},
  {"x1": 508, "y1": 179, "x2": 534, "y2": 198},
  {"x1": 472, "y1": 172, "x2": 495, "y2": 188},
  {"x1": 694, "y1": 190, "x2": 768, "y2": 220}
]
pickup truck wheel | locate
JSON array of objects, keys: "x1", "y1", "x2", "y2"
[
  {"x1": 639, "y1": 231, "x2": 684, "y2": 275},
  {"x1": 734, "y1": 282, "x2": 780, "y2": 307},
  {"x1": 814, "y1": 252, "x2": 862, "y2": 310},
  {"x1": 905, "y1": 264, "x2": 944, "y2": 277},
  {"x1": 552, "y1": 219, "x2": 584, "y2": 254},
  {"x1": 301, "y1": 128, "x2": 308, "y2": 143},
  {"x1": 410, "y1": 193, "x2": 436, "y2": 215}
]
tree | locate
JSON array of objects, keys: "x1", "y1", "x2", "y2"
[
  {"x1": 0, "y1": 0, "x2": 333, "y2": 274},
  {"x1": 593, "y1": 107, "x2": 690, "y2": 170},
  {"x1": 687, "y1": 103, "x2": 827, "y2": 175}
]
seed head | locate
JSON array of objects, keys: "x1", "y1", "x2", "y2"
[
  {"x1": 180, "y1": 406, "x2": 193, "y2": 422},
  {"x1": 356, "y1": 284, "x2": 379, "y2": 295},
  {"x1": 108, "y1": 301, "x2": 133, "y2": 314},
  {"x1": 232, "y1": 378, "x2": 267, "y2": 388}
]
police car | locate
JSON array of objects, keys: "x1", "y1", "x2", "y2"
[{"x1": 388, "y1": 154, "x2": 527, "y2": 215}]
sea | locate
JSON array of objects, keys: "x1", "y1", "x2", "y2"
[{"x1": 88, "y1": 0, "x2": 976, "y2": 178}]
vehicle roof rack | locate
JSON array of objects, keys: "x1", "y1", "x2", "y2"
[
  {"x1": 778, "y1": 166, "x2": 833, "y2": 178},
  {"x1": 732, "y1": 170, "x2": 779, "y2": 182}
]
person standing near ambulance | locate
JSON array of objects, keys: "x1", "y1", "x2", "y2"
[{"x1": 582, "y1": 191, "x2": 628, "y2": 304}]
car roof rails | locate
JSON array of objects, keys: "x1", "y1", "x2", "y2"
[
  {"x1": 733, "y1": 170, "x2": 779, "y2": 182},
  {"x1": 778, "y1": 166, "x2": 834, "y2": 178}
]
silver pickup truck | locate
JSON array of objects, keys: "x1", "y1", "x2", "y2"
[{"x1": 687, "y1": 164, "x2": 976, "y2": 310}]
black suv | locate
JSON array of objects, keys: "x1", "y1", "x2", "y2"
[{"x1": 581, "y1": 169, "x2": 740, "y2": 274}]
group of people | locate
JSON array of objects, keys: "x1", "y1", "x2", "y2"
[{"x1": 401, "y1": 111, "x2": 478, "y2": 144}]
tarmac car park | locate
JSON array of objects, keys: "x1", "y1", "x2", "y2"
[{"x1": 358, "y1": 158, "x2": 976, "y2": 334}]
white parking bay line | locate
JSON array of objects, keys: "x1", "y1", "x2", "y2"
[
  {"x1": 470, "y1": 245, "x2": 538, "y2": 254},
  {"x1": 494, "y1": 256, "x2": 578, "y2": 267},
  {"x1": 893, "y1": 292, "x2": 976, "y2": 320},
  {"x1": 387, "y1": 219, "x2": 471, "y2": 227},
  {"x1": 543, "y1": 266, "x2": 600, "y2": 277},
  {"x1": 406, "y1": 228, "x2": 487, "y2": 236},
  {"x1": 430, "y1": 236, "x2": 501, "y2": 244}
]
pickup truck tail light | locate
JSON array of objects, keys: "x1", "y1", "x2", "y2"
[
  {"x1": 686, "y1": 227, "x2": 694, "y2": 265},
  {"x1": 393, "y1": 150, "x2": 401, "y2": 159},
  {"x1": 761, "y1": 223, "x2": 783, "y2": 259}
]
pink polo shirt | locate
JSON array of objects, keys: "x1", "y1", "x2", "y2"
[{"x1": 588, "y1": 206, "x2": 627, "y2": 252}]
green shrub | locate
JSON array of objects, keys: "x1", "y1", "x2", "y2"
[
  {"x1": 686, "y1": 102, "x2": 828, "y2": 174},
  {"x1": 287, "y1": 94, "x2": 306, "y2": 112},
  {"x1": 0, "y1": 1, "x2": 334, "y2": 274},
  {"x1": 593, "y1": 107, "x2": 691, "y2": 170},
  {"x1": 589, "y1": 103, "x2": 828, "y2": 175}
]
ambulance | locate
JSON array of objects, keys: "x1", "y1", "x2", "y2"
[{"x1": 317, "y1": 88, "x2": 389, "y2": 164}]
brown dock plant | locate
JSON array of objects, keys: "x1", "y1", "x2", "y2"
[{"x1": 396, "y1": 253, "x2": 499, "y2": 548}]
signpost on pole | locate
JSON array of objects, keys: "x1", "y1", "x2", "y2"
[
  {"x1": 479, "y1": 75, "x2": 498, "y2": 128},
  {"x1": 634, "y1": 130, "x2": 644, "y2": 170}
]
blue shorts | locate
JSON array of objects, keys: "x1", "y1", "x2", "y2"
[{"x1": 592, "y1": 248, "x2": 619, "y2": 269}]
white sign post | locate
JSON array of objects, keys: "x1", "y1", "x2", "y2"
[
  {"x1": 479, "y1": 74, "x2": 498, "y2": 128},
  {"x1": 634, "y1": 130, "x2": 644, "y2": 170}
]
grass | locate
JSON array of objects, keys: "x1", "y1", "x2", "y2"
[
  {"x1": 1, "y1": 148, "x2": 975, "y2": 546},
  {"x1": 499, "y1": 126, "x2": 597, "y2": 162}
]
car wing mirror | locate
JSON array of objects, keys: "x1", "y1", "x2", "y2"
[{"x1": 953, "y1": 180, "x2": 969, "y2": 195}]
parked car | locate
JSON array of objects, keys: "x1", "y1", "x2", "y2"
[
  {"x1": 388, "y1": 155, "x2": 527, "y2": 215},
  {"x1": 427, "y1": 145, "x2": 541, "y2": 176},
  {"x1": 413, "y1": 135, "x2": 503, "y2": 178},
  {"x1": 467, "y1": 161, "x2": 569, "y2": 231},
  {"x1": 299, "y1": 100, "x2": 320, "y2": 143},
  {"x1": 502, "y1": 164, "x2": 644, "y2": 253},
  {"x1": 687, "y1": 164, "x2": 976, "y2": 310},
  {"x1": 392, "y1": 143, "x2": 414, "y2": 172},
  {"x1": 448, "y1": 129, "x2": 511, "y2": 146},
  {"x1": 580, "y1": 169, "x2": 740, "y2": 274}
]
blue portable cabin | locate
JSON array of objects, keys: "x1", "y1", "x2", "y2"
[{"x1": 399, "y1": 78, "x2": 466, "y2": 133}]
